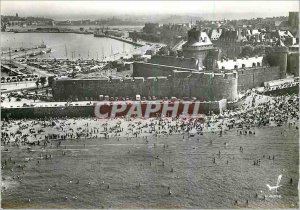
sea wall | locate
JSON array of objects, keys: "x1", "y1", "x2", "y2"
[
  {"x1": 1, "y1": 100, "x2": 225, "y2": 119},
  {"x1": 1, "y1": 106, "x2": 94, "y2": 119}
]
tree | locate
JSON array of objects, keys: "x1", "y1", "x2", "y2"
[
  {"x1": 240, "y1": 45, "x2": 254, "y2": 57},
  {"x1": 253, "y1": 45, "x2": 265, "y2": 56}
]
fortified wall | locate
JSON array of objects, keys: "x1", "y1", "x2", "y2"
[
  {"x1": 133, "y1": 60, "x2": 280, "y2": 92},
  {"x1": 132, "y1": 62, "x2": 198, "y2": 77},
  {"x1": 235, "y1": 66, "x2": 281, "y2": 90},
  {"x1": 52, "y1": 71, "x2": 238, "y2": 102},
  {"x1": 287, "y1": 51, "x2": 299, "y2": 77},
  {"x1": 149, "y1": 55, "x2": 200, "y2": 70}
]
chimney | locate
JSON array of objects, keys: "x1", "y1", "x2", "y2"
[
  {"x1": 233, "y1": 57, "x2": 237, "y2": 61},
  {"x1": 246, "y1": 56, "x2": 249, "y2": 59}
]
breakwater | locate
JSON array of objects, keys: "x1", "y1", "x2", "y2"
[{"x1": 104, "y1": 35, "x2": 144, "y2": 47}]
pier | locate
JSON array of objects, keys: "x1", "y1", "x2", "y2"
[
  {"x1": 1, "y1": 63, "x2": 25, "y2": 76},
  {"x1": 102, "y1": 35, "x2": 145, "y2": 47},
  {"x1": 1, "y1": 47, "x2": 52, "y2": 60}
]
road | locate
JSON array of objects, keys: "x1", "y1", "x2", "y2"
[{"x1": 1, "y1": 81, "x2": 38, "y2": 93}]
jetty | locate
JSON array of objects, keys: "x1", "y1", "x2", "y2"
[
  {"x1": 101, "y1": 35, "x2": 144, "y2": 47},
  {"x1": 1, "y1": 47, "x2": 52, "y2": 60}
]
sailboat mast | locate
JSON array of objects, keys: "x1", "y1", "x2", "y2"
[
  {"x1": 65, "y1": 44, "x2": 68, "y2": 58},
  {"x1": 102, "y1": 47, "x2": 104, "y2": 61}
]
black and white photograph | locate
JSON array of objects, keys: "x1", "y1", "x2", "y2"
[{"x1": 0, "y1": 0, "x2": 299, "y2": 209}]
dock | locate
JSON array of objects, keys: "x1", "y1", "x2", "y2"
[{"x1": 1, "y1": 47, "x2": 52, "y2": 60}]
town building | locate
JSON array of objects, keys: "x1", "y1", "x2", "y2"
[{"x1": 212, "y1": 28, "x2": 248, "y2": 58}]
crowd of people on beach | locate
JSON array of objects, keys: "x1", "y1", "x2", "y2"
[
  {"x1": 1, "y1": 92, "x2": 299, "y2": 207},
  {"x1": 1, "y1": 93, "x2": 298, "y2": 145}
]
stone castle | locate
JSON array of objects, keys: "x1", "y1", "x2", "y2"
[{"x1": 52, "y1": 28, "x2": 290, "y2": 103}]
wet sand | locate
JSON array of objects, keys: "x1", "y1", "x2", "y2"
[{"x1": 1, "y1": 125, "x2": 298, "y2": 209}]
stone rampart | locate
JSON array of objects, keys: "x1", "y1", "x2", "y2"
[{"x1": 53, "y1": 70, "x2": 238, "y2": 102}]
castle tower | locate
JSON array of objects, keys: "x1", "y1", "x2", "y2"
[
  {"x1": 204, "y1": 48, "x2": 221, "y2": 70},
  {"x1": 187, "y1": 27, "x2": 201, "y2": 43},
  {"x1": 273, "y1": 40, "x2": 288, "y2": 79},
  {"x1": 182, "y1": 28, "x2": 215, "y2": 69},
  {"x1": 265, "y1": 40, "x2": 288, "y2": 79}
]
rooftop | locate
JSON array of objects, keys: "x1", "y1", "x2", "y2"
[{"x1": 183, "y1": 31, "x2": 213, "y2": 47}]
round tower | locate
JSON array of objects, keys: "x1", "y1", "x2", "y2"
[
  {"x1": 182, "y1": 28, "x2": 215, "y2": 69},
  {"x1": 187, "y1": 27, "x2": 201, "y2": 43},
  {"x1": 274, "y1": 46, "x2": 288, "y2": 79},
  {"x1": 265, "y1": 40, "x2": 288, "y2": 79},
  {"x1": 205, "y1": 49, "x2": 220, "y2": 70}
]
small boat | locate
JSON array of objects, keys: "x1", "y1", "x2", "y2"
[{"x1": 39, "y1": 41, "x2": 46, "y2": 48}]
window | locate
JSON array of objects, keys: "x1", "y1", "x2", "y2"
[
  {"x1": 257, "y1": 62, "x2": 261, "y2": 67},
  {"x1": 234, "y1": 65, "x2": 238, "y2": 69},
  {"x1": 242, "y1": 64, "x2": 245, "y2": 68}
]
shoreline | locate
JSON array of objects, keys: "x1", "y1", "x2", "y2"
[{"x1": 4, "y1": 31, "x2": 145, "y2": 47}]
